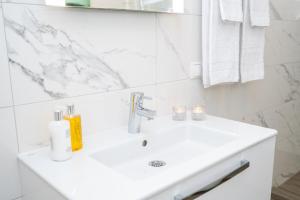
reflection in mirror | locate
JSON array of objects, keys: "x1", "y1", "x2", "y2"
[{"x1": 46, "y1": 0, "x2": 185, "y2": 13}]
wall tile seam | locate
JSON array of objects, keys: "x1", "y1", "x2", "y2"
[
  {"x1": 1, "y1": 4, "x2": 21, "y2": 154},
  {"x1": 154, "y1": 13, "x2": 159, "y2": 110},
  {"x1": 10, "y1": 78, "x2": 193, "y2": 107},
  {"x1": 0, "y1": 4, "x2": 22, "y2": 196},
  {"x1": 8, "y1": 53, "x2": 300, "y2": 108},
  {"x1": 0, "y1": 105, "x2": 14, "y2": 109},
  {"x1": 10, "y1": 194, "x2": 23, "y2": 200}
]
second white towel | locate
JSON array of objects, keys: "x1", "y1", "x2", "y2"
[
  {"x1": 240, "y1": 0, "x2": 268, "y2": 83},
  {"x1": 249, "y1": 0, "x2": 270, "y2": 27},
  {"x1": 219, "y1": 0, "x2": 243, "y2": 22}
]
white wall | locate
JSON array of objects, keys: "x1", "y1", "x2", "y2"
[{"x1": 0, "y1": 0, "x2": 299, "y2": 199}]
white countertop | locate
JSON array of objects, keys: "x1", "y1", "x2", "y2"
[{"x1": 18, "y1": 115, "x2": 277, "y2": 200}]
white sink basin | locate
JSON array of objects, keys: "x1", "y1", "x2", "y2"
[
  {"x1": 91, "y1": 124, "x2": 237, "y2": 180},
  {"x1": 18, "y1": 115, "x2": 277, "y2": 200}
]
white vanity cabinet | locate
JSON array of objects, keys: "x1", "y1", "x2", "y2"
[
  {"x1": 19, "y1": 163, "x2": 67, "y2": 200},
  {"x1": 18, "y1": 116, "x2": 277, "y2": 200},
  {"x1": 20, "y1": 136, "x2": 275, "y2": 200},
  {"x1": 150, "y1": 137, "x2": 276, "y2": 200}
]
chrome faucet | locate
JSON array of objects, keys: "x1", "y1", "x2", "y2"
[{"x1": 128, "y1": 92, "x2": 156, "y2": 134}]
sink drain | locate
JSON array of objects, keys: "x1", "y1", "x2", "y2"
[{"x1": 148, "y1": 160, "x2": 166, "y2": 167}]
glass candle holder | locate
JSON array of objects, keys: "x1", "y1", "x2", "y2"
[
  {"x1": 172, "y1": 106, "x2": 187, "y2": 121},
  {"x1": 191, "y1": 105, "x2": 206, "y2": 121}
]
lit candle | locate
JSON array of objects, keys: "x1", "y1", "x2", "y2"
[
  {"x1": 172, "y1": 106, "x2": 187, "y2": 121},
  {"x1": 191, "y1": 105, "x2": 206, "y2": 121}
]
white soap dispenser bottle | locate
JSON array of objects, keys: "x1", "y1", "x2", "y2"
[{"x1": 49, "y1": 110, "x2": 72, "y2": 161}]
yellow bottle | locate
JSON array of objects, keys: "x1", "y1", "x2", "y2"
[{"x1": 64, "y1": 104, "x2": 83, "y2": 151}]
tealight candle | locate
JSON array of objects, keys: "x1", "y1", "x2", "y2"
[
  {"x1": 172, "y1": 106, "x2": 187, "y2": 121},
  {"x1": 191, "y1": 105, "x2": 206, "y2": 121}
]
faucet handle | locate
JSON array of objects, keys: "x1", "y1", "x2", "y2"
[
  {"x1": 130, "y1": 92, "x2": 153, "y2": 108},
  {"x1": 131, "y1": 92, "x2": 144, "y2": 103}
]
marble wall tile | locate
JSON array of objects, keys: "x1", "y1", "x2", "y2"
[
  {"x1": 273, "y1": 149, "x2": 300, "y2": 187},
  {"x1": 203, "y1": 65, "x2": 287, "y2": 120},
  {"x1": 265, "y1": 20, "x2": 300, "y2": 66},
  {"x1": 184, "y1": 0, "x2": 201, "y2": 16},
  {"x1": 276, "y1": 102, "x2": 300, "y2": 155},
  {"x1": 248, "y1": 101, "x2": 300, "y2": 141},
  {"x1": 242, "y1": 100, "x2": 300, "y2": 186},
  {"x1": 274, "y1": 62, "x2": 300, "y2": 103},
  {"x1": 156, "y1": 14, "x2": 201, "y2": 83},
  {"x1": 15, "y1": 85, "x2": 155, "y2": 152},
  {"x1": 0, "y1": 3, "x2": 13, "y2": 107},
  {"x1": 156, "y1": 79, "x2": 204, "y2": 115},
  {"x1": 270, "y1": 0, "x2": 300, "y2": 21},
  {"x1": 3, "y1": 4, "x2": 156, "y2": 105},
  {"x1": 0, "y1": 107, "x2": 21, "y2": 200}
]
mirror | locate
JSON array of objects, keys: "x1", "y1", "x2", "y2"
[{"x1": 46, "y1": 0, "x2": 185, "y2": 14}]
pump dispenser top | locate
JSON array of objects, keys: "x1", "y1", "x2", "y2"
[{"x1": 49, "y1": 109, "x2": 72, "y2": 161}]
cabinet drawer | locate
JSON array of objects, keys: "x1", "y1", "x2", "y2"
[{"x1": 149, "y1": 137, "x2": 275, "y2": 200}]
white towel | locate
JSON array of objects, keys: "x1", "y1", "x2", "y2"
[
  {"x1": 240, "y1": 0, "x2": 269, "y2": 83},
  {"x1": 202, "y1": 0, "x2": 242, "y2": 88},
  {"x1": 249, "y1": 0, "x2": 270, "y2": 27},
  {"x1": 202, "y1": 0, "x2": 211, "y2": 87},
  {"x1": 219, "y1": 0, "x2": 243, "y2": 22}
]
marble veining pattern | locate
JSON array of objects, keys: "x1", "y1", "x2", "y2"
[
  {"x1": 157, "y1": 17, "x2": 187, "y2": 76},
  {"x1": 270, "y1": 0, "x2": 300, "y2": 21},
  {"x1": 276, "y1": 63, "x2": 300, "y2": 103},
  {"x1": 243, "y1": 100, "x2": 300, "y2": 186},
  {"x1": 156, "y1": 14, "x2": 201, "y2": 83},
  {"x1": 265, "y1": 20, "x2": 300, "y2": 66},
  {"x1": 3, "y1": 4, "x2": 156, "y2": 104},
  {"x1": 5, "y1": 8, "x2": 128, "y2": 99},
  {"x1": 270, "y1": 2, "x2": 282, "y2": 20}
]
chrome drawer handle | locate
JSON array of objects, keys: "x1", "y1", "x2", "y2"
[{"x1": 174, "y1": 160, "x2": 250, "y2": 200}]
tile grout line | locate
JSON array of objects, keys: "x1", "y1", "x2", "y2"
[
  {"x1": 11, "y1": 195, "x2": 23, "y2": 200},
  {"x1": 11, "y1": 59, "x2": 299, "y2": 108},
  {"x1": 12, "y1": 78, "x2": 194, "y2": 108},
  {"x1": 0, "y1": 105, "x2": 13, "y2": 109},
  {"x1": 1, "y1": 4, "x2": 21, "y2": 153},
  {"x1": 11, "y1": 59, "x2": 299, "y2": 109},
  {"x1": 154, "y1": 13, "x2": 159, "y2": 112}
]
